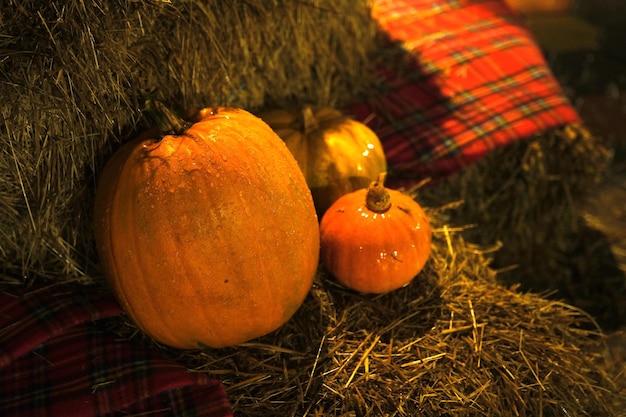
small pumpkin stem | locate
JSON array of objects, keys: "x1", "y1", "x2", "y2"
[
  {"x1": 301, "y1": 105, "x2": 319, "y2": 135},
  {"x1": 142, "y1": 99, "x2": 190, "y2": 136},
  {"x1": 366, "y1": 173, "x2": 391, "y2": 213}
]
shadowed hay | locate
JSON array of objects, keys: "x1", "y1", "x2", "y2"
[
  {"x1": 419, "y1": 125, "x2": 625, "y2": 330},
  {"x1": 421, "y1": 124, "x2": 610, "y2": 285}
]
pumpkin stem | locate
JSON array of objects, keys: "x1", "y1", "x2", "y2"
[
  {"x1": 301, "y1": 105, "x2": 319, "y2": 135},
  {"x1": 366, "y1": 173, "x2": 391, "y2": 213},
  {"x1": 142, "y1": 99, "x2": 191, "y2": 136}
]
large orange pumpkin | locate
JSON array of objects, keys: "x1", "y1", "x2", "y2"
[
  {"x1": 259, "y1": 105, "x2": 387, "y2": 216},
  {"x1": 319, "y1": 174, "x2": 431, "y2": 294},
  {"x1": 93, "y1": 101, "x2": 320, "y2": 349}
]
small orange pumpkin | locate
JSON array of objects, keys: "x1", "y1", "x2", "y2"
[
  {"x1": 260, "y1": 105, "x2": 387, "y2": 216},
  {"x1": 93, "y1": 101, "x2": 320, "y2": 349},
  {"x1": 319, "y1": 174, "x2": 431, "y2": 294}
]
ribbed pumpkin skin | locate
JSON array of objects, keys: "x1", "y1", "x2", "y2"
[
  {"x1": 320, "y1": 187, "x2": 431, "y2": 294},
  {"x1": 94, "y1": 107, "x2": 320, "y2": 349},
  {"x1": 260, "y1": 106, "x2": 387, "y2": 216}
]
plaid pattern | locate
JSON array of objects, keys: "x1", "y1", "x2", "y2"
[
  {"x1": 0, "y1": 284, "x2": 233, "y2": 417},
  {"x1": 350, "y1": 0, "x2": 580, "y2": 188}
]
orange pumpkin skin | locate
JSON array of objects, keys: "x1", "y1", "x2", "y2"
[
  {"x1": 94, "y1": 106, "x2": 320, "y2": 349},
  {"x1": 260, "y1": 106, "x2": 387, "y2": 216},
  {"x1": 319, "y1": 179, "x2": 431, "y2": 294}
]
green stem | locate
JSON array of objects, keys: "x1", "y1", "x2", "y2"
[{"x1": 366, "y1": 173, "x2": 391, "y2": 213}]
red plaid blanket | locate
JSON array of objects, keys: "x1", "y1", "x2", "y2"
[
  {"x1": 351, "y1": 0, "x2": 580, "y2": 188},
  {"x1": 0, "y1": 285, "x2": 233, "y2": 417}
]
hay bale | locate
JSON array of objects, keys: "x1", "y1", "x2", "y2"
[
  {"x1": 0, "y1": 0, "x2": 379, "y2": 282},
  {"x1": 117, "y1": 206, "x2": 620, "y2": 416},
  {"x1": 419, "y1": 124, "x2": 626, "y2": 330}
]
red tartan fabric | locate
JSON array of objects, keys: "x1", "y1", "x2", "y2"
[
  {"x1": 350, "y1": 0, "x2": 580, "y2": 188},
  {"x1": 0, "y1": 285, "x2": 233, "y2": 417}
]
